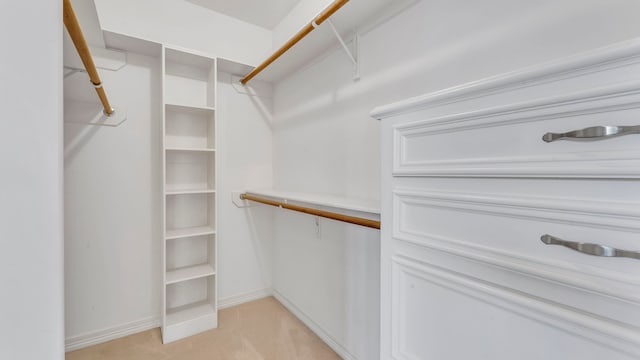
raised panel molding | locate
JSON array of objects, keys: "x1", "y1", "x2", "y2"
[
  {"x1": 372, "y1": 38, "x2": 640, "y2": 120},
  {"x1": 392, "y1": 189, "x2": 640, "y2": 300},
  {"x1": 377, "y1": 37, "x2": 640, "y2": 360},
  {"x1": 395, "y1": 81, "x2": 640, "y2": 135},
  {"x1": 394, "y1": 189, "x2": 640, "y2": 234},
  {"x1": 392, "y1": 230, "x2": 640, "y2": 319},
  {"x1": 393, "y1": 82, "x2": 640, "y2": 177},
  {"x1": 391, "y1": 256, "x2": 640, "y2": 360}
]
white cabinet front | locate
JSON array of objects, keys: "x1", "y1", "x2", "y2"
[{"x1": 375, "y1": 39, "x2": 640, "y2": 360}]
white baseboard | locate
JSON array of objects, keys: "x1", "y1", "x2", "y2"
[
  {"x1": 65, "y1": 288, "x2": 352, "y2": 358},
  {"x1": 218, "y1": 288, "x2": 272, "y2": 309},
  {"x1": 272, "y1": 290, "x2": 356, "y2": 360},
  {"x1": 65, "y1": 315, "x2": 161, "y2": 352}
]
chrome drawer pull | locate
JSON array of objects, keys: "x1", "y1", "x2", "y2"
[
  {"x1": 541, "y1": 234, "x2": 640, "y2": 260},
  {"x1": 542, "y1": 125, "x2": 640, "y2": 142}
]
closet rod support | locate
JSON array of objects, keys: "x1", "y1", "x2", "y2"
[
  {"x1": 326, "y1": 20, "x2": 356, "y2": 65},
  {"x1": 326, "y1": 20, "x2": 359, "y2": 81},
  {"x1": 240, "y1": 0, "x2": 350, "y2": 85},
  {"x1": 240, "y1": 193, "x2": 380, "y2": 230},
  {"x1": 63, "y1": 0, "x2": 114, "y2": 116}
]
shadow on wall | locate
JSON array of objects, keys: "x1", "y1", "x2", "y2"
[
  {"x1": 244, "y1": 204, "x2": 275, "y2": 289},
  {"x1": 218, "y1": 72, "x2": 274, "y2": 128},
  {"x1": 63, "y1": 54, "x2": 161, "y2": 165},
  {"x1": 63, "y1": 51, "x2": 163, "y2": 340},
  {"x1": 272, "y1": 0, "x2": 595, "y2": 128},
  {"x1": 271, "y1": 209, "x2": 381, "y2": 359}
]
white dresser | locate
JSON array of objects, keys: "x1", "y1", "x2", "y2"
[{"x1": 372, "y1": 39, "x2": 640, "y2": 360}]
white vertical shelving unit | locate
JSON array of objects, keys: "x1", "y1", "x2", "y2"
[{"x1": 161, "y1": 45, "x2": 218, "y2": 343}]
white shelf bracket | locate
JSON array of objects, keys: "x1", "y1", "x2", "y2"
[
  {"x1": 326, "y1": 19, "x2": 360, "y2": 81},
  {"x1": 232, "y1": 191, "x2": 255, "y2": 208},
  {"x1": 64, "y1": 99, "x2": 127, "y2": 127}
]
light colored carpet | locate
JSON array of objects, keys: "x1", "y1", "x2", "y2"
[{"x1": 66, "y1": 296, "x2": 340, "y2": 360}]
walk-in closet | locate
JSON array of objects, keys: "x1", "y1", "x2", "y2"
[{"x1": 3, "y1": 0, "x2": 640, "y2": 359}]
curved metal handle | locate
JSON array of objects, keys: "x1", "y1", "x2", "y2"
[
  {"x1": 542, "y1": 125, "x2": 640, "y2": 142},
  {"x1": 540, "y1": 234, "x2": 640, "y2": 260}
]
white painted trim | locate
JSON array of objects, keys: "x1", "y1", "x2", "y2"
[
  {"x1": 394, "y1": 230, "x2": 640, "y2": 312},
  {"x1": 64, "y1": 291, "x2": 355, "y2": 357},
  {"x1": 394, "y1": 188, "x2": 640, "y2": 233},
  {"x1": 218, "y1": 288, "x2": 273, "y2": 309},
  {"x1": 395, "y1": 81, "x2": 640, "y2": 134},
  {"x1": 371, "y1": 37, "x2": 640, "y2": 119},
  {"x1": 273, "y1": 290, "x2": 357, "y2": 360},
  {"x1": 392, "y1": 189, "x2": 640, "y2": 290},
  {"x1": 392, "y1": 257, "x2": 640, "y2": 359},
  {"x1": 65, "y1": 315, "x2": 161, "y2": 352},
  {"x1": 65, "y1": 288, "x2": 271, "y2": 352}
]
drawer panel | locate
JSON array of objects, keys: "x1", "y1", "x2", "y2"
[
  {"x1": 391, "y1": 257, "x2": 640, "y2": 360},
  {"x1": 392, "y1": 189, "x2": 640, "y2": 298},
  {"x1": 393, "y1": 188, "x2": 640, "y2": 274},
  {"x1": 393, "y1": 83, "x2": 640, "y2": 177}
]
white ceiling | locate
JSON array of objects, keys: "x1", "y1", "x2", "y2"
[{"x1": 187, "y1": 0, "x2": 302, "y2": 30}]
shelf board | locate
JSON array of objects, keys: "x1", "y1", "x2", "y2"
[
  {"x1": 250, "y1": 0, "x2": 415, "y2": 82},
  {"x1": 166, "y1": 264, "x2": 215, "y2": 285},
  {"x1": 165, "y1": 147, "x2": 215, "y2": 152},
  {"x1": 166, "y1": 302, "x2": 216, "y2": 327},
  {"x1": 166, "y1": 226, "x2": 215, "y2": 240},
  {"x1": 244, "y1": 189, "x2": 380, "y2": 215},
  {"x1": 104, "y1": 30, "x2": 162, "y2": 58},
  {"x1": 165, "y1": 103, "x2": 215, "y2": 113},
  {"x1": 165, "y1": 46, "x2": 216, "y2": 71},
  {"x1": 166, "y1": 189, "x2": 216, "y2": 196}
]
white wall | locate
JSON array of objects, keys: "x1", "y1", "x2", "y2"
[
  {"x1": 64, "y1": 55, "x2": 277, "y2": 348},
  {"x1": 94, "y1": 0, "x2": 272, "y2": 66},
  {"x1": 273, "y1": 212, "x2": 380, "y2": 359},
  {"x1": 63, "y1": 52, "x2": 163, "y2": 345},
  {"x1": 0, "y1": 1, "x2": 65, "y2": 359},
  {"x1": 271, "y1": 0, "x2": 640, "y2": 359},
  {"x1": 272, "y1": 0, "x2": 333, "y2": 49},
  {"x1": 63, "y1": 0, "x2": 278, "y2": 346},
  {"x1": 216, "y1": 73, "x2": 275, "y2": 306}
]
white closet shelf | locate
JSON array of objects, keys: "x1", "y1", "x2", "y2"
[
  {"x1": 247, "y1": 0, "x2": 414, "y2": 83},
  {"x1": 166, "y1": 226, "x2": 216, "y2": 240},
  {"x1": 161, "y1": 45, "x2": 218, "y2": 344},
  {"x1": 165, "y1": 147, "x2": 216, "y2": 152},
  {"x1": 166, "y1": 264, "x2": 215, "y2": 285},
  {"x1": 166, "y1": 302, "x2": 216, "y2": 327},
  {"x1": 244, "y1": 189, "x2": 380, "y2": 215},
  {"x1": 165, "y1": 103, "x2": 215, "y2": 113},
  {"x1": 166, "y1": 189, "x2": 216, "y2": 196}
]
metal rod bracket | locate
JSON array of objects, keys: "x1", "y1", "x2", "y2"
[
  {"x1": 240, "y1": 192, "x2": 380, "y2": 229},
  {"x1": 326, "y1": 19, "x2": 360, "y2": 81},
  {"x1": 232, "y1": 191, "x2": 255, "y2": 208}
]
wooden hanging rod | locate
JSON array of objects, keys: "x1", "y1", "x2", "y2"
[
  {"x1": 63, "y1": 0, "x2": 114, "y2": 116},
  {"x1": 240, "y1": 193, "x2": 380, "y2": 230},
  {"x1": 240, "y1": 0, "x2": 350, "y2": 85}
]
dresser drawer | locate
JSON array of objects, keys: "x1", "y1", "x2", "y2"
[
  {"x1": 393, "y1": 85, "x2": 640, "y2": 178},
  {"x1": 390, "y1": 253, "x2": 640, "y2": 359},
  {"x1": 391, "y1": 190, "x2": 640, "y2": 330},
  {"x1": 394, "y1": 188, "x2": 640, "y2": 272}
]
